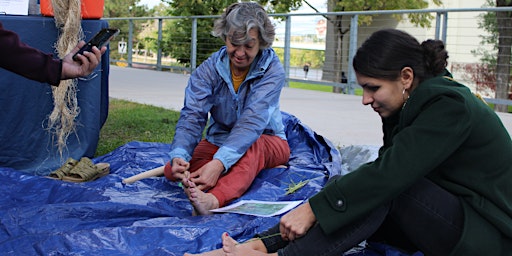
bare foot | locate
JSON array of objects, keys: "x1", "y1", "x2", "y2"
[
  {"x1": 183, "y1": 249, "x2": 225, "y2": 256},
  {"x1": 184, "y1": 178, "x2": 219, "y2": 215},
  {"x1": 222, "y1": 233, "x2": 270, "y2": 256},
  {"x1": 184, "y1": 233, "x2": 271, "y2": 256}
]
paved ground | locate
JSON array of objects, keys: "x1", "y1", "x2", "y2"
[{"x1": 108, "y1": 65, "x2": 512, "y2": 148}]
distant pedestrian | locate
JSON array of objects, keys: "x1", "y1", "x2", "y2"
[
  {"x1": 341, "y1": 71, "x2": 348, "y2": 93},
  {"x1": 303, "y1": 63, "x2": 310, "y2": 79}
]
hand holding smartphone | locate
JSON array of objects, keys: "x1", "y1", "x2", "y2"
[{"x1": 73, "y1": 28, "x2": 120, "y2": 61}]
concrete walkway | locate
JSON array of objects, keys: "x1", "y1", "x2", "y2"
[{"x1": 108, "y1": 65, "x2": 512, "y2": 148}]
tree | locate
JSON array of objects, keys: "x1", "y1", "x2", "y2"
[
  {"x1": 104, "y1": 0, "x2": 152, "y2": 59},
  {"x1": 154, "y1": 0, "x2": 441, "y2": 79},
  {"x1": 471, "y1": 0, "x2": 511, "y2": 111},
  {"x1": 159, "y1": 0, "x2": 303, "y2": 67},
  {"x1": 495, "y1": 0, "x2": 512, "y2": 112},
  {"x1": 320, "y1": 0, "x2": 441, "y2": 93}
]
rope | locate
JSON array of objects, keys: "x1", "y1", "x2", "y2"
[{"x1": 47, "y1": 0, "x2": 83, "y2": 156}]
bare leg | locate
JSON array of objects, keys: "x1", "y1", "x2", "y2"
[
  {"x1": 183, "y1": 177, "x2": 219, "y2": 215},
  {"x1": 222, "y1": 233, "x2": 275, "y2": 256},
  {"x1": 183, "y1": 232, "x2": 271, "y2": 256},
  {"x1": 183, "y1": 249, "x2": 224, "y2": 256}
]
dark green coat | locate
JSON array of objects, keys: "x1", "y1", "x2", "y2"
[{"x1": 309, "y1": 72, "x2": 512, "y2": 255}]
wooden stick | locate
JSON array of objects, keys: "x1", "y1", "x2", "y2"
[{"x1": 122, "y1": 165, "x2": 165, "y2": 184}]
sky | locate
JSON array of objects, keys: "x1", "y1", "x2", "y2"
[{"x1": 137, "y1": 0, "x2": 160, "y2": 8}]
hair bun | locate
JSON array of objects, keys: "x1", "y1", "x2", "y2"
[{"x1": 421, "y1": 39, "x2": 449, "y2": 76}]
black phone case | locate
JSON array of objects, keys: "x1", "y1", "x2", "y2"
[{"x1": 72, "y1": 28, "x2": 119, "y2": 61}]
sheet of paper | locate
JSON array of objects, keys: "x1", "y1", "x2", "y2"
[
  {"x1": 0, "y1": 0, "x2": 29, "y2": 15},
  {"x1": 210, "y1": 200, "x2": 303, "y2": 217}
]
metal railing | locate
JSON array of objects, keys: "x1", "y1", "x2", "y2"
[{"x1": 103, "y1": 7, "x2": 512, "y2": 105}]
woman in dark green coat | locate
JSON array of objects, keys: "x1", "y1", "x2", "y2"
[{"x1": 187, "y1": 29, "x2": 512, "y2": 256}]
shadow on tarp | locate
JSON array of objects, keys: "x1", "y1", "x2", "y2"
[{"x1": 0, "y1": 112, "x2": 419, "y2": 255}]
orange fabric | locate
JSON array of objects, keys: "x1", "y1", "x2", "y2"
[{"x1": 230, "y1": 64, "x2": 248, "y2": 93}]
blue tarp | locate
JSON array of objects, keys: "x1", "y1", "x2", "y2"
[
  {"x1": 0, "y1": 112, "x2": 339, "y2": 255},
  {"x1": 0, "y1": 112, "x2": 418, "y2": 255}
]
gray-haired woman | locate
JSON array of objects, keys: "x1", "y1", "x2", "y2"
[{"x1": 164, "y1": 2, "x2": 290, "y2": 216}]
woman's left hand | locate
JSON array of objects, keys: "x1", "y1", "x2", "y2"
[{"x1": 279, "y1": 201, "x2": 317, "y2": 241}]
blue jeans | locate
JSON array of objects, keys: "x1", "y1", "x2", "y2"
[{"x1": 257, "y1": 178, "x2": 463, "y2": 256}]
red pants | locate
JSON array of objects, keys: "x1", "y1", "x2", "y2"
[{"x1": 167, "y1": 135, "x2": 290, "y2": 207}]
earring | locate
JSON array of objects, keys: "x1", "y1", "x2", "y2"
[{"x1": 402, "y1": 88, "x2": 409, "y2": 109}]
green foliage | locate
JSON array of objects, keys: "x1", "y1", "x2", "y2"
[
  {"x1": 157, "y1": 0, "x2": 305, "y2": 66},
  {"x1": 160, "y1": 17, "x2": 223, "y2": 66},
  {"x1": 104, "y1": 0, "x2": 153, "y2": 60},
  {"x1": 158, "y1": 0, "x2": 234, "y2": 65},
  {"x1": 104, "y1": 0, "x2": 151, "y2": 33},
  {"x1": 472, "y1": 0, "x2": 512, "y2": 67},
  {"x1": 472, "y1": 0, "x2": 498, "y2": 65},
  {"x1": 273, "y1": 48, "x2": 325, "y2": 69},
  {"x1": 471, "y1": 0, "x2": 512, "y2": 97},
  {"x1": 104, "y1": 0, "x2": 149, "y2": 17},
  {"x1": 322, "y1": 0, "x2": 442, "y2": 87},
  {"x1": 331, "y1": 0, "x2": 442, "y2": 28},
  {"x1": 258, "y1": 0, "x2": 303, "y2": 13}
]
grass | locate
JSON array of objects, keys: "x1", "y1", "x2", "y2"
[
  {"x1": 289, "y1": 81, "x2": 363, "y2": 95},
  {"x1": 289, "y1": 81, "x2": 333, "y2": 93},
  {"x1": 487, "y1": 103, "x2": 512, "y2": 113},
  {"x1": 94, "y1": 99, "x2": 180, "y2": 157}
]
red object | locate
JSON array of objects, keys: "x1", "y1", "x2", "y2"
[
  {"x1": 163, "y1": 161, "x2": 174, "y2": 181},
  {"x1": 40, "y1": 0, "x2": 104, "y2": 19}
]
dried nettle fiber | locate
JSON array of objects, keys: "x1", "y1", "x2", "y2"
[{"x1": 48, "y1": 0, "x2": 83, "y2": 155}]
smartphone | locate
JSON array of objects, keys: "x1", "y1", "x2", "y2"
[{"x1": 72, "y1": 28, "x2": 120, "y2": 61}]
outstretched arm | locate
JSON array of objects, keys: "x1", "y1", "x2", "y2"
[{"x1": 0, "y1": 23, "x2": 106, "y2": 85}]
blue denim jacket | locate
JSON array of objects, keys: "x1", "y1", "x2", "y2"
[{"x1": 168, "y1": 46, "x2": 286, "y2": 170}]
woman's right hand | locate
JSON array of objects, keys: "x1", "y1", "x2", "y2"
[
  {"x1": 170, "y1": 158, "x2": 190, "y2": 181},
  {"x1": 61, "y1": 41, "x2": 106, "y2": 79},
  {"x1": 279, "y1": 201, "x2": 317, "y2": 241}
]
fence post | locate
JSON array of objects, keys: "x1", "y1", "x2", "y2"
[
  {"x1": 126, "y1": 19, "x2": 133, "y2": 67},
  {"x1": 435, "y1": 11, "x2": 448, "y2": 42},
  {"x1": 435, "y1": 12, "x2": 441, "y2": 40},
  {"x1": 128, "y1": 19, "x2": 133, "y2": 68},
  {"x1": 191, "y1": 18, "x2": 198, "y2": 73},
  {"x1": 283, "y1": 15, "x2": 291, "y2": 87},
  {"x1": 347, "y1": 14, "x2": 358, "y2": 95},
  {"x1": 442, "y1": 12, "x2": 448, "y2": 43},
  {"x1": 157, "y1": 18, "x2": 163, "y2": 71}
]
